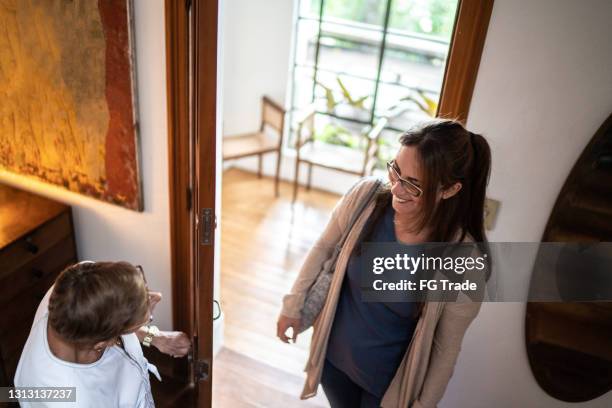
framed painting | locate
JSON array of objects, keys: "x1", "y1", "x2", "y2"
[{"x1": 0, "y1": 0, "x2": 143, "y2": 211}]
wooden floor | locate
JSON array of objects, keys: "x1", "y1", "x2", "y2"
[
  {"x1": 213, "y1": 348, "x2": 326, "y2": 408},
  {"x1": 213, "y1": 168, "x2": 340, "y2": 407}
]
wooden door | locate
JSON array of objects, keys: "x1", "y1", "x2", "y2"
[
  {"x1": 192, "y1": 0, "x2": 218, "y2": 407},
  {"x1": 165, "y1": 0, "x2": 218, "y2": 406}
]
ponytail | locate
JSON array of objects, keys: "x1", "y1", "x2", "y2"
[{"x1": 467, "y1": 131, "x2": 491, "y2": 243}]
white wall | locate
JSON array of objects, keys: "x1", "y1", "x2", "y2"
[
  {"x1": 221, "y1": 0, "x2": 295, "y2": 136},
  {"x1": 442, "y1": 0, "x2": 612, "y2": 407},
  {"x1": 0, "y1": 0, "x2": 173, "y2": 330}
]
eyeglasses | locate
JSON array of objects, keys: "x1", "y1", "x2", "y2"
[
  {"x1": 135, "y1": 265, "x2": 147, "y2": 284},
  {"x1": 386, "y1": 160, "x2": 423, "y2": 198}
]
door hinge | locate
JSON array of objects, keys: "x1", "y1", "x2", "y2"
[
  {"x1": 200, "y1": 208, "x2": 214, "y2": 245},
  {"x1": 195, "y1": 359, "x2": 210, "y2": 382}
]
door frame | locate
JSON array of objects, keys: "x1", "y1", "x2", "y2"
[
  {"x1": 166, "y1": 0, "x2": 219, "y2": 405},
  {"x1": 438, "y1": 0, "x2": 495, "y2": 122},
  {"x1": 164, "y1": 0, "x2": 194, "y2": 383},
  {"x1": 165, "y1": 0, "x2": 493, "y2": 406}
]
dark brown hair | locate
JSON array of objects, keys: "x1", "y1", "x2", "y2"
[
  {"x1": 48, "y1": 261, "x2": 149, "y2": 346},
  {"x1": 401, "y1": 119, "x2": 491, "y2": 242},
  {"x1": 363, "y1": 119, "x2": 491, "y2": 244}
]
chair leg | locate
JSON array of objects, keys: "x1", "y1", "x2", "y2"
[
  {"x1": 293, "y1": 160, "x2": 300, "y2": 203},
  {"x1": 274, "y1": 150, "x2": 281, "y2": 197},
  {"x1": 307, "y1": 163, "x2": 313, "y2": 191},
  {"x1": 257, "y1": 154, "x2": 263, "y2": 178}
]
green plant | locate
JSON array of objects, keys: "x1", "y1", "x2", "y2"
[
  {"x1": 314, "y1": 123, "x2": 361, "y2": 147},
  {"x1": 315, "y1": 76, "x2": 370, "y2": 112},
  {"x1": 388, "y1": 89, "x2": 438, "y2": 117},
  {"x1": 312, "y1": 76, "x2": 371, "y2": 147}
]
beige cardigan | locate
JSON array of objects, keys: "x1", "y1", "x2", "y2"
[{"x1": 281, "y1": 178, "x2": 481, "y2": 408}]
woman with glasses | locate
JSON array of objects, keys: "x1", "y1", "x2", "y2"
[
  {"x1": 277, "y1": 120, "x2": 491, "y2": 408},
  {"x1": 14, "y1": 261, "x2": 191, "y2": 408}
]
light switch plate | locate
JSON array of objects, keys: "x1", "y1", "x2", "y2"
[{"x1": 484, "y1": 198, "x2": 500, "y2": 230}]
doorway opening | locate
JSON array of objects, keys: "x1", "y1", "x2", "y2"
[
  {"x1": 213, "y1": 1, "x2": 489, "y2": 406},
  {"x1": 164, "y1": 0, "x2": 493, "y2": 406}
]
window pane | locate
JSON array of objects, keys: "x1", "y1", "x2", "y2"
[
  {"x1": 316, "y1": 20, "x2": 383, "y2": 80},
  {"x1": 315, "y1": 70, "x2": 375, "y2": 123},
  {"x1": 290, "y1": 0, "x2": 460, "y2": 154},
  {"x1": 299, "y1": 0, "x2": 322, "y2": 18},
  {"x1": 388, "y1": 0, "x2": 458, "y2": 41},
  {"x1": 375, "y1": 0, "x2": 458, "y2": 124},
  {"x1": 379, "y1": 129, "x2": 402, "y2": 159},
  {"x1": 375, "y1": 83, "x2": 434, "y2": 131},
  {"x1": 312, "y1": 112, "x2": 370, "y2": 150},
  {"x1": 380, "y1": 39, "x2": 448, "y2": 91},
  {"x1": 292, "y1": 66, "x2": 316, "y2": 110},
  {"x1": 375, "y1": 128, "x2": 404, "y2": 171},
  {"x1": 294, "y1": 19, "x2": 319, "y2": 67},
  {"x1": 323, "y1": 0, "x2": 387, "y2": 27},
  {"x1": 375, "y1": 83, "x2": 435, "y2": 117},
  {"x1": 288, "y1": 109, "x2": 371, "y2": 151}
]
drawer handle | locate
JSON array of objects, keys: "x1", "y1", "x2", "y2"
[
  {"x1": 25, "y1": 237, "x2": 39, "y2": 254},
  {"x1": 32, "y1": 269, "x2": 44, "y2": 279}
]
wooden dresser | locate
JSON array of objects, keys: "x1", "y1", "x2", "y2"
[{"x1": 0, "y1": 184, "x2": 77, "y2": 386}]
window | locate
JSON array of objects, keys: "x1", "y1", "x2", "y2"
[{"x1": 288, "y1": 0, "x2": 459, "y2": 169}]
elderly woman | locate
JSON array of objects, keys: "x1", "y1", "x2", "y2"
[
  {"x1": 277, "y1": 120, "x2": 491, "y2": 408},
  {"x1": 15, "y1": 261, "x2": 191, "y2": 408}
]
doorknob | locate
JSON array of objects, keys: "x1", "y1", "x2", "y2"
[{"x1": 213, "y1": 300, "x2": 221, "y2": 320}]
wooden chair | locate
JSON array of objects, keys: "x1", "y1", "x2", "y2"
[
  {"x1": 292, "y1": 106, "x2": 388, "y2": 202},
  {"x1": 222, "y1": 96, "x2": 286, "y2": 196}
]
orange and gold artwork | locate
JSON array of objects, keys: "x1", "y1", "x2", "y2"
[{"x1": 0, "y1": 0, "x2": 142, "y2": 210}]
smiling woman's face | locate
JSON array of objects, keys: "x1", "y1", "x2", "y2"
[{"x1": 390, "y1": 146, "x2": 424, "y2": 216}]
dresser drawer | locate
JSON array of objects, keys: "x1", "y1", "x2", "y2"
[
  {"x1": 0, "y1": 264, "x2": 72, "y2": 384},
  {"x1": 0, "y1": 212, "x2": 72, "y2": 279},
  {"x1": 0, "y1": 185, "x2": 75, "y2": 390},
  {"x1": 0, "y1": 274, "x2": 55, "y2": 385},
  {"x1": 0, "y1": 236, "x2": 76, "y2": 307},
  {"x1": 0, "y1": 271, "x2": 57, "y2": 337},
  {"x1": 0, "y1": 316, "x2": 32, "y2": 382}
]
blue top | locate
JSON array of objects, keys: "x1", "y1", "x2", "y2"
[{"x1": 326, "y1": 203, "x2": 417, "y2": 398}]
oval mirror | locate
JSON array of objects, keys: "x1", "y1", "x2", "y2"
[{"x1": 526, "y1": 113, "x2": 612, "y2": 402}]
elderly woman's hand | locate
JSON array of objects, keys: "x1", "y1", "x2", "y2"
[
  {"x1": 148, "y1": 292, "x2": 162, "y2": 314},
  {"x1": 151, "y1": 331, "x2": 191, "y2": 357}
]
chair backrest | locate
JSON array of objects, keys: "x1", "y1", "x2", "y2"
[
  {"x1": 261, "y1": 96, "x2": 286, "y2": 134},
  {"x1": 362, "y1": 116, "x2": 389, "y2": 175},
  {"x1": 295, "y1": 106, "x2": 316, "y2": 147}
]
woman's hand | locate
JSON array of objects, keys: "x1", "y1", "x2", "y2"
[
  {"x1": 148, "y1": 291, "x2": 162, "y2": 315},
  {"x1": 151, "y1": 331, "x2": 191, "y2": 357},
  {"x1": 277, "y1": 314, "x2": 301, "y2": 344}
]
